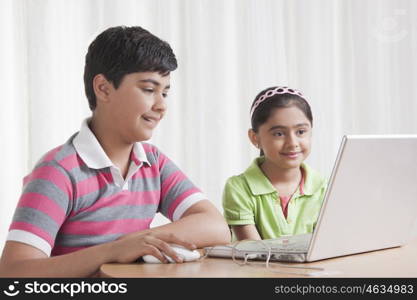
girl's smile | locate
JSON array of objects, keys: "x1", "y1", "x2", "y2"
[{"x1": 280, "y1": 151, "x2": 303, "y2": 159}]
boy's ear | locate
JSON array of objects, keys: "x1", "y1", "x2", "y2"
[
  {"x1": 93, "y1": 74, "x2": 112, "y2": 103},
  {"x1": 248, "y1": 129, "x2": 260, "y2": 148}
]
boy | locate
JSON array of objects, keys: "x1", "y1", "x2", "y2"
[{"x1": 0, "y1": 26, "x2": 230, "y2": 277}]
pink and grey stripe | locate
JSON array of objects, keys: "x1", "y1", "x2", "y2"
[{"x1": 8, "y1": 135, "x2": 204, "y2": 256}]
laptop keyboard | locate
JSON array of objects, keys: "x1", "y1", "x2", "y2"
[
  {"x1": 205, "y1": 233, "x2": 313, "y2": 262},
  {"x1": 263, "y1": 233, "x2": 312, "y2": 253}
]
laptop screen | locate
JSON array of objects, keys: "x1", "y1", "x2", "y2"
[{"x1": 307, "y1": 135, "x2": 417, "y2": 261}]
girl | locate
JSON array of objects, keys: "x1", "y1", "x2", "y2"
[{"x1": 222, "y1": 86, "x2": 327, "y2": 240}]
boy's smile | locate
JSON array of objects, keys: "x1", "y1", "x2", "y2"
[{"x1": 141, "y1": 114, "x2": 161, "y2": 126}]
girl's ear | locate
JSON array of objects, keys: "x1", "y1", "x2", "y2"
[{"x1": 248, "y1": 129, "x2": 260, "y2": 148}]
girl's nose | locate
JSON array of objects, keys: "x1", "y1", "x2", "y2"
[{"x1": 286, "y1": 132, "x2": 299, "y2": 148}]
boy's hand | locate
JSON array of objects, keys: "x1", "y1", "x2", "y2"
[{"x1": 110, "y1": 231, "x2": 196, "y2": 264}]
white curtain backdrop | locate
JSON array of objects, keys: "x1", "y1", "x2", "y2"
[{"x1": 1, "y1": 0, "x2": 416, "y2": 248}]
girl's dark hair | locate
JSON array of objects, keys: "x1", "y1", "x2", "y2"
[
  {"x1": 250, "y1": 86, "x2": 313, "y2": 155},
  {"x1": 84, "y1": 26, "x2": 178, "y2": 110}
]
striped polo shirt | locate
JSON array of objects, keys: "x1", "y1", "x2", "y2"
[{"x1": 7, "y1": 119, "x2": 206, "y2": 256}]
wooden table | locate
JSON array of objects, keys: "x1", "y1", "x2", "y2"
[{"x1": 99, "y1": 238, "x2": 417, "y2": 278}]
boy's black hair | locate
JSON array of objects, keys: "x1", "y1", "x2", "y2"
[{"x1": 84, "y1": 26, "x2": 178, "y2": 110}]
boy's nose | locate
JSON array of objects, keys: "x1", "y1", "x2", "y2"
[{"x1": 153, "y1": 94, "x2": 167, "y2": 112}]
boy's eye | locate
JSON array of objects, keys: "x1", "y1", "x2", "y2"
[
  {"x1": 297, "y1": 129, "x2": 307, "y2": 135},
  {"x1": 272, "y1": 132, "x2": 284, "y2": 137},
  {"x1": 162, "y1": 92, "x2": 168, "y2": 98},
  {"x1": 142, "y1": 88, "x2": 154, "y2": 93}
]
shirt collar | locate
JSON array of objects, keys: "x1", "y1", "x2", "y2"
[
  {"x1": 243, "y1": 157, "x2": 323, "y2": 196},
  {"x1": 243, "y1": 157, "x2": 276, "y2": 196},
  {"x1": 72, "y1": 118, "x2": 150, "y2": 169},
  {"x1": 300, "y1": 162, "x2": 324, "y2": 196}
]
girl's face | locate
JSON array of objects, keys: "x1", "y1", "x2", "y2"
[{"x1": 249, "y1": 106, "x2": 312, "y2": 170}]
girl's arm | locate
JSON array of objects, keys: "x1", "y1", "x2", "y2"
[{"x1": 231, "y1": 224, "x2": 262, "y2": 240}]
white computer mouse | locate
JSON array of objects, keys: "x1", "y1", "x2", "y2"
[{"x1": 142, "y1": 244, "x2": 200, "y2": 264}]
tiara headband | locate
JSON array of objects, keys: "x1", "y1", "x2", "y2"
[{"x1": 250, "y1": 86, "x2": 307, "y2": 118}]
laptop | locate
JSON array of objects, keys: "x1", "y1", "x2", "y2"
[{"x1": 206, "y1": 135, "x2": 417, "y2": 262}]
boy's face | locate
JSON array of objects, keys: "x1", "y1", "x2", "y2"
[{"x1": 105, "y1": 71, "x2": 170, "y2": 143}]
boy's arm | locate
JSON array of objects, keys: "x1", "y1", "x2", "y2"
[
  {"x1": 0, "y1": 200, "x2": 229, "y2": 277},
  {"x1": 146, "y1": 200, "x2": 231, "y2": 247},
  {"x1": 0, "y1": 231, "x2": 196, "y2": 278}
]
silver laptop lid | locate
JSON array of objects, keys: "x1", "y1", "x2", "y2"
[{"x1": 307, "y1": 135, "x2": 417, "y2": 262}]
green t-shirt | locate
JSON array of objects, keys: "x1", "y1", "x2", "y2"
[{"x1": 222, "y1": 157, "x2": 327, "y2": 239}]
